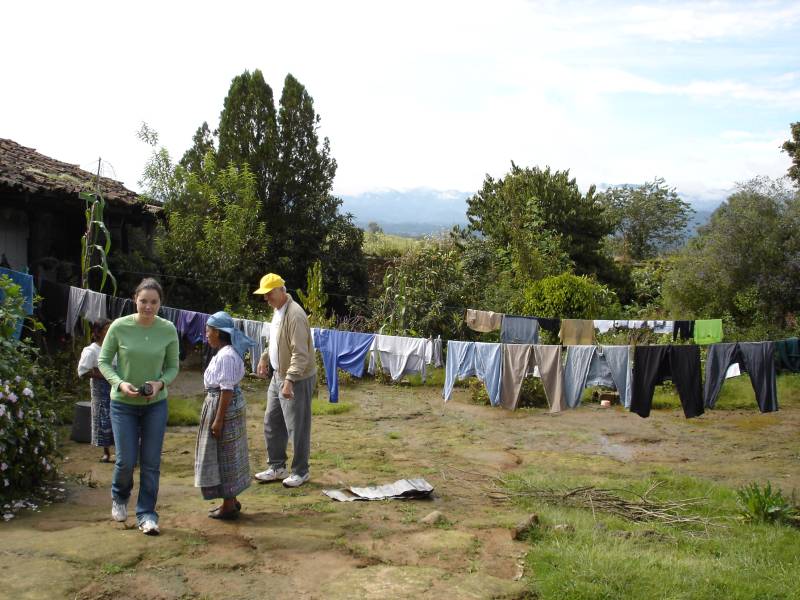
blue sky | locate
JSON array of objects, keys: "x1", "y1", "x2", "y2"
[{"x1": 1, "y1": 1, "x2": 797, "y2": 205}]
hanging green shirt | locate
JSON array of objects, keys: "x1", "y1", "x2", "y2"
[
  {"x1": 98, "y1": 314, "x2": 180, "y2": 405},
  {"x1": 693, "y1": 319, "x2": 723, "y2": 345}
]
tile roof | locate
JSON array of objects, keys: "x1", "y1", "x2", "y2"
[{"x1": 0, "y1": 137, "x2": 157, "y2": 210}]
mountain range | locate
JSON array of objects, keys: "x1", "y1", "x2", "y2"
[{"x1": 339, "y1": 187, "x2": 727, "y2": 237}]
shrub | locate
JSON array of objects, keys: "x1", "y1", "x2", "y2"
[
  {"x1": 0, "y1": 276, "x2": 60, "y2": 504},
  {"x1": 736, "y1": 481, "x2": 798, "y2": 525},
  {"x1": 517, "y1": 272, "x2": 622, "y2": 319}
]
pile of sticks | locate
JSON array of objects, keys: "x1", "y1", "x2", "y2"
[{"x1": 490, "y1": 479, "x2": 719, "y2": 529}]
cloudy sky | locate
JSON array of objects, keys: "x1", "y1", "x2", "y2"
[{"x1": 2, "y1": 1, "x2": 797, "y2": 204}]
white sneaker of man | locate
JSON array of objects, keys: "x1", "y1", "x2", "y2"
[
  {"x1": 254, "y1": 466, "x2": 290, "y2": 483},
  {"x1": 282, "y1": 473, "x2": 310, "y2": 488},
  {"x1": 111, "y1": 500, "x2": 127, "y2": 522},
  {"x1": 139, "y1": 518, "x2": 160, "y2": 536}
]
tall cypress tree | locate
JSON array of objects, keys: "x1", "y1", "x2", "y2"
[{"x1": 216, "y1": 69, "x2": 279, "y2": 211}]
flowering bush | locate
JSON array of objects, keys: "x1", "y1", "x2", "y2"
[{"x1": 0, "y1": 276, "x2": 59, "y2": 505}]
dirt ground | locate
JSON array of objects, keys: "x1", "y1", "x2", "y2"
[{"x1": 4, "y1": 368, "x2": 800, "y2": 600}]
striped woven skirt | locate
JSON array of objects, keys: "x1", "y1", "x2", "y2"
[
  {"x1": 194, "y1": 387, "x2": 250, "y2": 500},
  {"x1": 90, "y1": 378, "x2": 114, "y2": 447}
]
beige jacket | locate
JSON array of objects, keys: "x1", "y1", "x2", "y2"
[{"x1": 261, "y1": 295, "x2": 316, "y2": 382}]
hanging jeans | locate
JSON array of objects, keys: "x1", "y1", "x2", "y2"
[
  {"x1": 563, "y1": 345, "x2": 632, "y2": 409},
  {"x1": 631, "y1": 345, "x2": 703, "y2": 418},
  {"x1": 704, "y1": 342, "x2": 778, "y2": 413},
  {"x1": 443, "y1": 341, "x2": 503, "y2": 407}
]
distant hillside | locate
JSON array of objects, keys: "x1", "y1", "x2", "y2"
[
  {"x1": 340, "y1": 188, "x2": 470, "y2": 236},
  {"x1": 340, "y1": 187, "x2": 725, "y2": 238}
]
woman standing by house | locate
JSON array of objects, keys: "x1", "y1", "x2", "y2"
[
  {"x1": 98, "y1": 278, "x2": 179, "y2": 536},
  {"x1": 77, "y1": 319, "x2": 114, "y2": 462},
  {"x1": 194, "y1": 311, "x2": 255, "y2": 520}
]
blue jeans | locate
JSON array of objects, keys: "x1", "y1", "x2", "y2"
[{"x1": 110, "y1": 399, "x2": 168, "y2": 525}]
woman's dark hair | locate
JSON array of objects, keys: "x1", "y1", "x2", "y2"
[
  {"x1": 217, "y1": 330, "x2": 232, "y2": 346},
  {"x1": 133, "y1": 277, "x2": 164, "y2": 302},
  {"x1": 91, "y1": 318, "x2": 112, "y2": 340}
]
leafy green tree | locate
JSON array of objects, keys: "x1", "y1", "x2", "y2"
[
  {"x1": 466, "y1": 164, "x2": 619, "y2": 284},
  {"x1": 663, "y1": 176, "x2": 800, "y2": 327},
  {"x1": 156, "y1": 153, "x2": 267, "y2": 312},
  {"x1": 781, "y1": 122, "x2": 800, "y2": 186},
  {"x1": 179, "y1": 121, "x2": 216, "y2": 174},
  {"x1": 600, "y1": 178, "x2": 694, "y2": 260},
  {"x1": 206, "y1": 70, "x2": 367, "y2": 311}
]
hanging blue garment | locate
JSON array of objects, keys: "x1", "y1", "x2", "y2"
[
  {"x1": 500, "y1": 315, "x2": 540, "y2": 344},
  {"x1": 562, "y1": 345, "x2": 632, "y2": 409},
  {"x1": 0, "y1": 267, "x2": 35, "y2": 340},
  {"x1": 442, "y1": 341, "x2": 503, "y2": 407},
  {"x1": 313, "y1": 329, "x2": 376, "y2": 403}
]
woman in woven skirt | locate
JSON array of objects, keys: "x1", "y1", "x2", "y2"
[
  {"x1": 195, "y1": 311, "x2": 256, "y2": 519},
  {"x1": 78, "y1": 319, "x2": 114, "y2": 462}
]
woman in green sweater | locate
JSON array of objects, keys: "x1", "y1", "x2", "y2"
[{"x1": 98, "y1": 278, "x2": 179, "y2": 535}]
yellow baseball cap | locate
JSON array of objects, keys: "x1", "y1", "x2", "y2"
[{"x1": 253, "y1": 273, "x2": 285, "y2": 295}]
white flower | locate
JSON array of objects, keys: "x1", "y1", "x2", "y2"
[
  {"x1": 0, "y1": 462, "x2": 6, "y2": 471},
  {"x1": 3, "y1": 479, "x2": 8, "y2": 487},
  {"x1": 22, "y1": 387, "x2": 33, "y2": 397},
  {"x1": 0, "y1": 405, "x2": 5, "y2": 418},
  {"x1": 14, "y1": 376, "x2": 21, "y2": 383},
  {"x1": 17, "y1": 409, "x2": 23, "y2": 419},
  {"x1": 8, "y1": 392, "x2": 17, "y2": 403},
  {"x1": 34, "y1": 447, "x2": 38, "y2": 455}
]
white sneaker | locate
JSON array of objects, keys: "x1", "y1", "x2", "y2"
[
  {"x1": 254, "y1": 466, "x2": 290, "y2": 483},
  {"x1": 111, "y1": 500, "x2": 127, "y2": 522},
  {"x1": 139, "y1": 518, "x2": 160, "y2": 536},
  {"x1": 282, "y1": 473, "x2": 310, "y2": 488}
]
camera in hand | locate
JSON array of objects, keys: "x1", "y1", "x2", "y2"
[{"x1": 138, "y1": 383, "x2": 154, "y2": 396}]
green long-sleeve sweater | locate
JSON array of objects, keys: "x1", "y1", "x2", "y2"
[{"x1": 98, "y1": 314, "x2": 180, "y2": 404}]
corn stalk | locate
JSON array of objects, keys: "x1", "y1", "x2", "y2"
[{"x1": 79, "y1": 160, "x2": 117, "y2": 297}]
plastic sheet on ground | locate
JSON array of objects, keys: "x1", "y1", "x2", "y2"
[{"x1": 322, "y1": 478, "x2": 434, "y2": 502}]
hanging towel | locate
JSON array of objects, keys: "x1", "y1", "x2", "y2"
[
  {"x1": 704, "y1": 342, "x2": 778, "y2": 413},
  {"x1": 82, "y1": 290, "x2": 107, "y2": 324},
  {"x1": 442, "y1": 341, "x2": 503, "y2": 407},
  {"x1": 464, "y1": 309, "x2": 503, "y2": 333},
  {"x1": 368, "y1": 334, "x2": 428, "y2": 381},
  {"x1": 559, "y1": 319, "x2": 596, "y2": 345},
  {"x1": 158, "y1": 306, "x2": 181, "y2": 327},
  {"x1": 500, "y1": 315, "x2": 540, "y2": 344},
  {"x1": 631, "y1": 345, "x2": 703, "y2": 419},
  {"x1": 693, "y1": 319, "x2": 723, "y2": 345},
  {"x1": 652, "y1": 320, "x2": 674, "y2": 334},
  {"x1": 314, "y1": 329, "x2": 376, "y2": 403}
]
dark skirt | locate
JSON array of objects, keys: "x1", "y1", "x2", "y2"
[
  {"x1": 194, "y1": 388, "x2": 250, "y2": 500},
  {"x1": 90, "y1": 378, "x2": 114, "y2": 447}
]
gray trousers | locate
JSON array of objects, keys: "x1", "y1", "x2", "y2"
[
  {"x1": 264, "y1": 373, "x2": 316, "y2": 477},
  {"x1": 704, "y1": 342, "x2": 778, "y2": 413}
]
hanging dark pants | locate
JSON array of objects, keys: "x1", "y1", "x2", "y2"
[
  {"x1": 704, "y1": 342, "x2": 778, "y2": 413},
  {"x1": 631, "y1": 345, "x2": 703, "y2": 418}
]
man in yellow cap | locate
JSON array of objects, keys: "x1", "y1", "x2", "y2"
[{"x1": 252, "y1": 273, "x2": 317, "y2": 487}]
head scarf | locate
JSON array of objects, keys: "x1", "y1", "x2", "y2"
[{"x1": 207, "y1": 311, "x2": 256, "y2": 359}]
